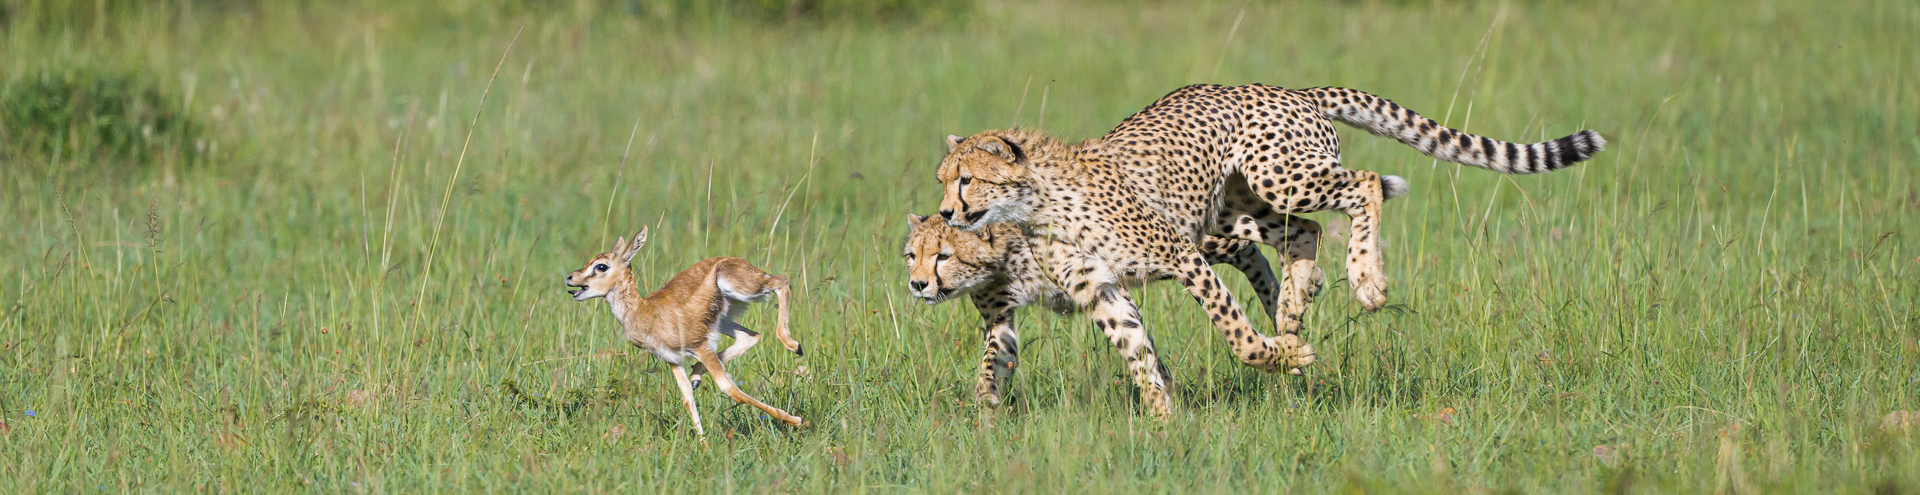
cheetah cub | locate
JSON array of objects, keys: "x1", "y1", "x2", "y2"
[{"x1": 564, "y1": 226, "x2": 804, "y2": 434}]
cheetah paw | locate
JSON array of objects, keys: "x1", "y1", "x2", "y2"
[
  {"x1": 1272, "y1": 334, "x2": 1316, "y2": 371},
  {"x1": 975, "y1": 387, "x2": 1004, "y2": 408},
  {"x1": 1304, "y1": 267, "x2": 1327, "y2": 302},
  {"x1": 1353, "y1": 277, "x2": 1388, "y2": 312},
  {"x1": 1140, "y1": 387, "x2": 1174, "y2": 420},
  {"x1": 1278, "y1": 315, "x2": 1305, "y2": 334}
]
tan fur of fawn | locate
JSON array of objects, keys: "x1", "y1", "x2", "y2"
[{"x1": 564, "y1": 227, "x2": 805, "y2": 435}]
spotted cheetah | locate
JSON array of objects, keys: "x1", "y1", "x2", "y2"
[
  {"x1": 934, "y1": 85, "x2": 1604, "y2": 416},
  {"x1": 901, "y1": 215, "x2": 1287, "y2": 407},
  {"x1": 904, "y1": 179, "x2": 1405, "y2": 408}
]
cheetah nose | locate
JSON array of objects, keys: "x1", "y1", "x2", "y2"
[
  {"x1": 908, "y1": 280, "x2": 929, "y2": 293},
  {"x1": 938, "y1": 209, "x2": 955, "y2": 221}
]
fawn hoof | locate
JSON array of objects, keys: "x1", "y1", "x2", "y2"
[{"x1": 792, "y1": 342, "x2": 805, "y2": 356}]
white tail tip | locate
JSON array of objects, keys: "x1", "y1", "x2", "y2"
[{"x1": 1382, "y1": 175, "x2": 1410, "y2": 200}]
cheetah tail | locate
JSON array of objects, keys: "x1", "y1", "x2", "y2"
[
  {"x1": 1306, "y1": 87, "x2": 1606, "y2": 174},
  {"x1": 1382, "y1": 175, "x2": 1409, "y2": 200}
]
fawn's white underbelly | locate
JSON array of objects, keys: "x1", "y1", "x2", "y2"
[{"x1": 630, "y1": 330, "x2": 725, "y2": 366}]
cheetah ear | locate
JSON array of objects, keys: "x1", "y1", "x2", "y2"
[
  {"x1": 623, "y1": 226, "x2": 648, "y2": 262},
  {"x1": 907, "y1": 213, "x2": 930, "y2": 225},
  {"x1": 976, "y1": 137, "x2": 1023, "y2": 164},
  {"x1": 946, "y1": 134, "x2": 966, "y2": 152}
]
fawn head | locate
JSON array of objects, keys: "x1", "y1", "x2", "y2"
[{"x1": 565, "y1": 227, "x2": 647, "y2": 301}]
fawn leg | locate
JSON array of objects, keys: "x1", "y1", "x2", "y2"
[
  {"x1": 688, "y1": 322, "x2": 761, "y2": 391},
  {"x1": 717, "y1": 321, "x2": 762, "y2": 362},
  {"x1": 767, "y1": 275, "x2": 803, "y2": 355},
  {"x1": 693, "y1": 347, "x2": 805, "y2": 427},
  {"x1": 670, "y1": 363, "x2": 706, "y2": 436}
]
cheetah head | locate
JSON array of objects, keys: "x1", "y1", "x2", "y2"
[
  {"x1": 936, "y1": 131, "x2": 1038, "y2": 231},
  {"x1": 902, "y1": 213, "x2": 1001, "y2": 304}
]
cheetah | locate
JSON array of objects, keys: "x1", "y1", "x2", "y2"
[
  {"x1": 902, "y1": 215, "x2": 1289, "y2": 407},
  {"x1": 934, "y1": 84, "x2": 1604, "y2": 416},
  {"x1": 905, "y1": 178, "x2": 1406, "y2": 408}
]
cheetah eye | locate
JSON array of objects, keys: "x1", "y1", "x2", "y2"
[
  {"x1": 594, "y1": 264, "x2": 608, "y2": 272},
  {"x1": 936, "y1": 253, "x2": 951, "y2": 261},
  {"x1": 958, "y1": 177, "x2": 972, "y2": 186}
]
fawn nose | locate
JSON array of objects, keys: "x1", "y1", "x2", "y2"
[
  {"x1": 908, "y1": 280, "x2": 929, "y2": 293},
  {"x1": 938, "y1": 209, "x2": 955, "y2": 221}
]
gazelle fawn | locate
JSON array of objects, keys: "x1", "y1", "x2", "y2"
[{"x1": 564, "y1": 226, "x2": 805, "y2": 434}]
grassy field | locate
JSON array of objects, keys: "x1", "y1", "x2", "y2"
[{"x1": 2, "y1": 0, "x2": 1917, "y2": 492}]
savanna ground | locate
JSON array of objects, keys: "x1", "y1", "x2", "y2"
[{"x1": 2, "y1": 0, "x2": 1917, "y2": 492}]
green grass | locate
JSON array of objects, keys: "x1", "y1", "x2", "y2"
[{"x1": 2, "y1": 0, "x2": 1917, "y2": 492}]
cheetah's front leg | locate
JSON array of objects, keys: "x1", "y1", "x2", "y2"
[
  {"x1": 1084, "y1": 287, "x2": 1174, "y2": 420},
  {"x1": 970, "y1": 290, "x2": 1020, "y2": 407},
  {"x1": 1201, "y1": 237, "x2": 1281, "y2": 329},
  {"x1": 1173, "y1": 251, "x2": 1316, "y2": 374}
]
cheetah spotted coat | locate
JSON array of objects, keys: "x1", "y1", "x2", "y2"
[
  {"x1": 933, "y1": 84, "x2": 1604, "y2": 418},
  {"x1": 901, "y1": 183, "x2": 1350, "y2": 406}
]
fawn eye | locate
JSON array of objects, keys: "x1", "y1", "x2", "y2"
[{"x1": 594, "y1": 264, "x2": 608, "y2": 272}]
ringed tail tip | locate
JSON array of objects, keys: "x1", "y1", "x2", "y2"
[
  {"x1": 1575, "y1": 130, "x2": 1607, "y2": 156},
  {"x1": 1381, "y1": 175, "x2": 1410, "y2": 200}
]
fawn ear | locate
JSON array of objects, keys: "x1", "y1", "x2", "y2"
[
  {"x1": 976, "y1": 136, "x2": 1022, "y2": 163},
  {"x1": 946, "y1": 134, "x2": 966, "y2": 152},
  {"x1": 611, "y1": 235, "x2": 629, "y2": 255},
  {"x1": 907, "y1": 213, "x2": 929, "y2": 224},
  {"x1": 623, "y1": 227, "x2": 648, "y2": 262}
]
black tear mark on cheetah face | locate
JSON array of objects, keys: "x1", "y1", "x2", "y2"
[
  {"x1": 936, "y1": 132, "x2": 1037, "y2": 231},
  {"x1": 901, "y1": 213, "x2": 999, "y2": 304}
]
